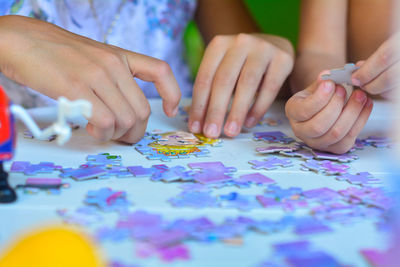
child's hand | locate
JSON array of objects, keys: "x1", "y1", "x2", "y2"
[
  {"x1": 351, "y1": 32, "x2": 400, "y2": 98},
  {"x1": 285, "y1": 73, "x2": 373, "y2": 154},
  {"x1": 0, "y1": 16, "x2": 180, "y2": 143},
  {"x1": 189, "y1": 33, "x2": 294, "y2": 138}
]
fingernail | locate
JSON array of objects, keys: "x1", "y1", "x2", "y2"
[
  {"x1": 322, "y1": 81, "x2": 334, "y2": 93},
  {"x1": 172, "y1": 106, "x2": 179, "y2": 116},
  {"x1": 352, "y1": 78, "x2": 361, "y2": 87},
  {"x1": 191, "y1": 121, "x2": 201, "y2": 133},
  {"x1": 355, "y1": 91, "x2": 367, "y2": 103},
  {"x1": 336, "y1": 87, "x2": 346, "y2": 98},
  {"x1": 226, "y1": 121, "x2": 238, "y2": 135},
  {"x1": 245, "y1": 117, "x2": 256, "y2": 128},
  {"x1": 204, "y1": 123, "x2": 218, "y2": 137}
]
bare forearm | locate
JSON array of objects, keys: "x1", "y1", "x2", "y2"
[
  {"x1": 195, "y1": 0, "x2": 259, "y2": 43},
  {"x1": 290, "y1": 51, "x2": 346, "y2": 93}
]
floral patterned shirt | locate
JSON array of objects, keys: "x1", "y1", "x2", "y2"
[{"x1": 0, "y1": 0, "x2": 196, "y2": 107}]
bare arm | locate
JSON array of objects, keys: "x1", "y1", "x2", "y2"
[
  {"x1": 194, "y1": 0, "x2": 259, "y2": 43},
  {"x1": 291, "y1": 0, "x2": 347, "y2": 93}
]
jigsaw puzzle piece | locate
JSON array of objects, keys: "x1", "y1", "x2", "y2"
[
  {"x1": 60, "y1": 166, "x2": 108, "y2": 181},
  {"x1": 321, "y1": 63, "x2": 360, "y2": 85},
  {"x1": 249, "y1": 157, "x2": 293, "y2": 170}
]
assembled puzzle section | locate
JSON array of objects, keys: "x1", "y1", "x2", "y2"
[{"x1": 134, "y1": 131, "x2": 222, "y2": 161}]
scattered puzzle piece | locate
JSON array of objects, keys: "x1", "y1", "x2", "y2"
[
  {"x1": 60, "y1": 166, "x2": 108, "y2": 181},
  {"x1": 249, "y1": 157, "x2": 293, "y2": 170},
  {"x1": 336, "y1": 172, "x2": 381, "y2": 186},
  {"x1": 10, "y1": 161, "x2": 62, "y2": 175},
  {"x1": 85, "y1": 187, "x2": 130, "y2": 212},
  {"x1": 253, "y1": 131, "x2": 295, "y2": 144}
]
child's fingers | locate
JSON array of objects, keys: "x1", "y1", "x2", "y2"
[
  {"x1": 189, "y1": 36, "x2": 230, "y2": 133},
  {"x1": 285, "y1": 81, "x2": 335, "y2": 122},
  {"x1": 351, "y1": 34, "x2": 400, "y2": 87},
  {"x1": 294, "y1": 85, "x2": 346, "y2": 139},
  {"x1": 223, "y1": 52, "x2": 270, "y2": 136},
  {"x1": 89, "y1": 72, "x2": 137, "y2": 140},
  {"x1": 124, "y1": 52, "x2": 181, "y2": 117},
  {"x1": 202, "y1": 45, "x2": 248, "y2": 138},
  {"x1": 359, "y1": 62, "x2": 400, "y2": 95},
  {"x1": 80, "y1": 90, "x2": 116, "y2": 142},
  {"x1": 244, "y1": 52, "x2": 293, "y2": 128},
  {"x1": 313, "y1": 90, "x2": 368, "y2": 147},
  {"x1": 325, "y1": 98, "x2": 373, "y2": 154}
]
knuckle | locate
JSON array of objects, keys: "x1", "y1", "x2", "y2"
[
  {"x1": 329, "y1": 126, "x2": 343, "y2": 140},
  {"x1": 309, "y1": 124, "x2": 325, "y2": 137},
  {"x1": 98, "y1": 113, "x2": 115, "y2": 130},
  {"x1": 155, "y1": 61, "x2": 173, "y2": 78},
  {"x1": 136, "y1": 103, "x2": 151, "y2": 121},
  {"x1": 377, "y1": 49, "x2": 391, "y2": 67},
  {"x1": 235, "y1": 33, "x2": 253, "y2": 46},
  {"x1": 210, "y1": 35, "x2": 229, "y2": 48},
  {"x1": 118, "y1": 113, "x2": 136, "y2": 129}
]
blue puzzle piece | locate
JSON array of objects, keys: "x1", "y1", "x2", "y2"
[
  {"x1": 85, "y1": 187, "x2": 131, "y2": 212},
  {"x1": 86, "y1": 153, "x2": 122, "y2": 167}
]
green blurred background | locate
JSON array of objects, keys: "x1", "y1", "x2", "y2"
[{"x1": 184, "y1": 0, "x2": 300, "y2": 79}]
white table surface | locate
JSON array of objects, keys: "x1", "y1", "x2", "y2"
[{"x1": 0, "y1": 99, "x2": 396, "y2": 267}]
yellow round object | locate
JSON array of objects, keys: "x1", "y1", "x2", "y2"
[{"x1": 0, "y1": 227, "x2": 104, "y2": 267}]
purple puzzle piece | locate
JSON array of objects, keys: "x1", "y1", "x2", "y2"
[
  {"x1": 336, "y1": 172, "x2": 381, "y2": 186},
  {"x1": 249, "y1": 157, "x2": 293, "y2": 170},
  {"x1": 169, "y1": 191, "x2": 219, "y2": 208},
  {"x1": 10, "y1": 161, "x2": 62, "y2": 175},
  {"x1": 280, "y1": 148, "x2": 315, "y2": 159},
  {"x1": 320, "y1": 161, "x2": 350, "y2": 175},
  {"x1": 237, "y1": 173, "x2": 275, "y2": 185},
  {"x1": 256, "y1": 143, "x2": 301, "y2": 154},
  {"x1": 127, "y1": 165, "x2": 168, "y2": 177},
  {"x1": 61, "y1": 166, "x2": 108, "y2": 181},
  {"x1": 302, "y1": 187, "x2": 340, "y2": 202},
  {"x1": 312, "y1": 150, "x2": 358, "y2": 162},
  {"x1": 253, "y1": 131, "x2": 295, "y2": 144},
  {"x1": 188, "y1": 162, "x2": 237, "y2": 173}
]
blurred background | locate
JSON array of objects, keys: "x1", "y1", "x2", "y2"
[{"x1": 184, "y1": 0, "x2": 300, "y2": 79}]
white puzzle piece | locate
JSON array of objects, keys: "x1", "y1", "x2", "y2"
[
  {"x1": 321, "y1": 63, "x2": 359, "y2": 86},
  {"x1": 322, "y1": 63, "x2": 360, "y2": 101}
]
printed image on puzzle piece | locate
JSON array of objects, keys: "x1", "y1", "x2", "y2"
[
  {"x1": 85, "y1": 187, "x2": 131, "y2": 212},
  {"x1": 134, "y1": 131, "x2": 222, "y2": 161},
  {"x1": 253, "y1": 131, "x2": 295, "y2": 144},
  {"x1": 10, "y1": 161, "x2": 62, "y2": 175},
  {"x1": 84, "y1": 153, "x2": 122, "y2": 167}
]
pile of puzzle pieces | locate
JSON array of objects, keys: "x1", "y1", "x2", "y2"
[{"x1": 9, "y1": 128, "x2": 395, "y2": 265}]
